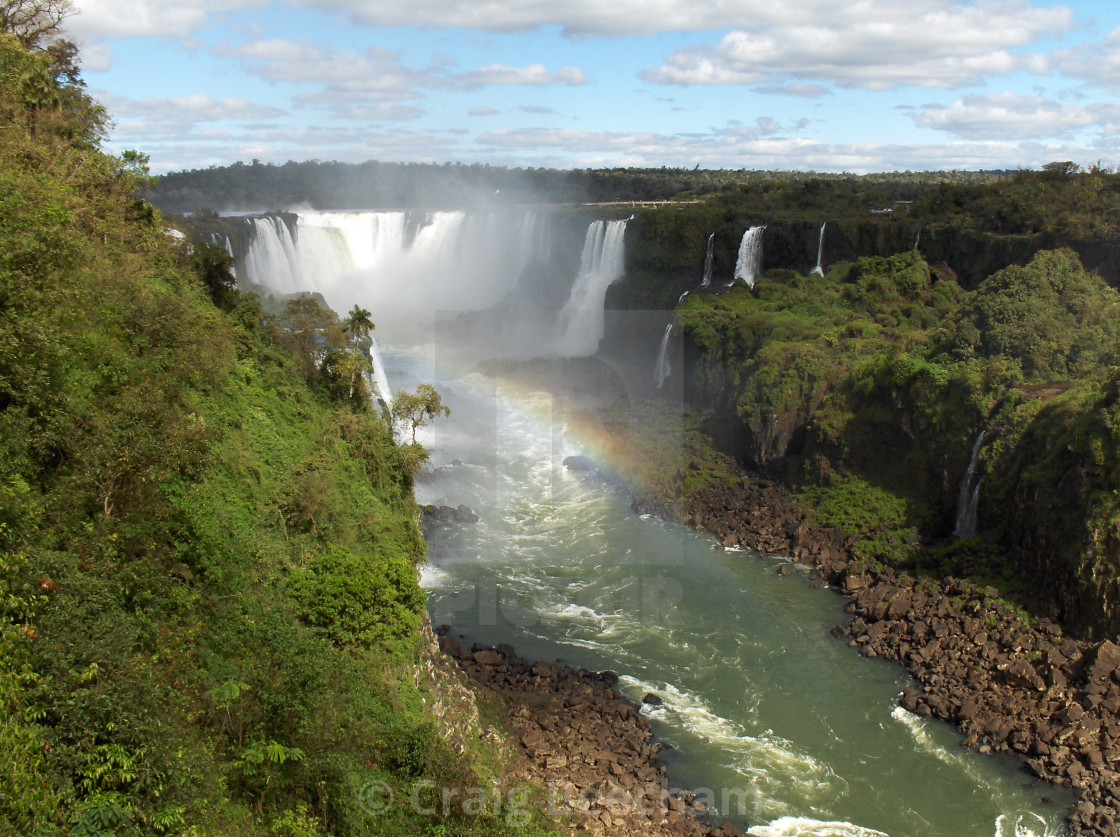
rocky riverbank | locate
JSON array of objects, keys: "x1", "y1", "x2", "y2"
[
  {"x1": 669, "y1": 477, "x2": 1120, "y2": 836},
  {"x1": 434, "y1": 627, "x2": 744, "y2": 837}
]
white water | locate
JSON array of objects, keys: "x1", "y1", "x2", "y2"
[
  {"x1": 368, "y1": 337, "x2": 393, "y2": 407},
  {"x1": 914, "y1": 229, "x2": 921, "y2": 252},
  {"x1": 701, "y1": 232, "x2": 715, "y2": 287},
  {"x1": 239, "y1": 210, "x2": 553, "y2": 343},
  {"x1": 812, "y1": 222, "x2": 826, "y2": 276},
  {"x1": 954, "y1": 431, "x2": 986, "y2": 539},
  {"x1": 556, "y1": 219, "x2": 628, "y2": 356},
  {"x1": 654, "y1": 322, "x2": 673, "y2": 388},
  {"x1": 735, "y1": 226, "x2": 766, "y2": 288}
]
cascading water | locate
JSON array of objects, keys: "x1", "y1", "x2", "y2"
[
  {"x1": 954, "y1": 431, "x2": 985, "y2": 539},
  {"x1": 734, "y1": 226, "x2": 765, "y2": 288},
  {"x1": 367, "y1": 337, "x2": 393, "y2": 407},
  {"x1": 654, "y1": 322, "x2": 673, "y2": 388},
  {"x1": 811, "y1": 222, "x2": 826, "y2": 277},
  {"x1": 556, "y1": 218, "x2": 628, "y2": 356},
  {"x1": 236, "y1": 209, "x2": 556, "y2": 344},
  {"x1": 701, "y1": 233, "x2": 715, "y2": 288},
  {"x1": 914, "y1": 228, "x2": 922, "y2": 252}
]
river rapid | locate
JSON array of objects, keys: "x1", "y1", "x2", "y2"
[{"x1": 385, "y1": 348, "x2": 1073, "y2": 837}]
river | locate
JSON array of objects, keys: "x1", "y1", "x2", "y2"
[{"x1": 386, "y1": 349, "x2": 1073, "y2": 837}]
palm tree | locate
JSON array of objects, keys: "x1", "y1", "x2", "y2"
[{"x1": 342, "y1": 305, "x2": 374, "y2": 348}]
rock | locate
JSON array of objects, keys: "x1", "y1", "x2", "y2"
[
  {"x1": 421, "y1": 504, "x2": 479, "y2": 529},
  {"x1": 473, "y1": 649, "x2": 503, "y2": 665},
  {"x1": 642, "y1": 693, "x2": 664, "y2": 706},
  {"x1": 562, "y1": 455, "x2": 596, "y2": 472},
  {"x1": 1087, "y1": 640, "x2": 1120, "y2": 683}
]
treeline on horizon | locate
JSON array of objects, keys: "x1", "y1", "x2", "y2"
[
  {"x1": 149, "y1": 158, "x2": 1120, "y2": 246},
  {"x1": 147, "y1": 157, "x2": 1012, "y2": 215}
]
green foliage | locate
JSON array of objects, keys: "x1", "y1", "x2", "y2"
[
  {"x1": 0, "y1": 30, "x2": 542, "y2": 837},
  {"x1": 288, "y1": 546, "x2": 424, "y2": 648},
  {"x1": 391, "y1": 383, "x2": 451, "y2": 445}
]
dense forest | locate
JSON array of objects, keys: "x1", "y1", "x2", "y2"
[
  {"x1": 0, "y1": 9, "x2": 558, "y2": 837},
  {"x1": 147, "y1": 158, "x2": 1007, "y2": 215}
]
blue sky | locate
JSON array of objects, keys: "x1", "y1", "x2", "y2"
[{"x1": 65, "y1": 0, "x2": 1120, "y2": 174}]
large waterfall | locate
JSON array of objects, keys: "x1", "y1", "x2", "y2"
[
  {"x1": 556, "y1": 219, "x2": 628, "y2": 356},
  {"x1": 811, "y1": 222, "x2": 826, "y2": 277},
  {"x1": 239, "y1": 210, "x2": 553, "y2": 340},
  {"x1": 954, "y1": 431, "x2": 985, "y2": 539},
  {"x1": 734, "y1": 226, "x2": 765, "y2": 288},
  {"x1": 701, "y1": 233, "x2": 715, "y2": 288}
]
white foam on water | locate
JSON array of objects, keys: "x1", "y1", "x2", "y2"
[
  {"x1": 748, "y1": 817, "x2": 889, "y2": 837},
  {"x1": 994, "y1": 813, "x2": 1063, "y2": 837},
  {"x1": 419, "y1": 564, "x2": 451, "y2": 589},
  {"x1": 618, "y1": 675, "x2": 838, "y2": 803}
]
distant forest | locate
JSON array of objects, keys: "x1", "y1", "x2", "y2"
[{"x1": 146, "y1": 158, "x2": 1013, "y2": 215}]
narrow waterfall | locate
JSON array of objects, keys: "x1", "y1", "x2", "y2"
[
  {"x1": 654, "y1": 322, "x2": 673, "y2": 388},
  {"x1": 953, "y1": 431, "x2": 985, "y2": 539},
  {"x1": 557, "y1": 218, "x2": 628, "y2": 356},
  {"x1": 734, "y1": 226, "x2": 765, "y2": 288},
  {"x1": 914, "y1": 228, "x2": 922, "y2": 252},
  {"x1": 811, "y1": 222, "x2": 826, "y2": 276},
  {"x1": 368, "y1": 337, "x2": 393, "y2": 408},
  {"x1": 700, "y1": 233, "x2": 715, "y2": 288}
]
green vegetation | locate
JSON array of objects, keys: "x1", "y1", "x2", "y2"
[
  {"x1": 0, "y1": 15, "x2": 557, "y2": 837},
  {"x1": 675, "y1": 247, "x2": 1120, "y2": 635}
]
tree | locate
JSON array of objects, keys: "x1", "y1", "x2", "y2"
[
  {"x1": 342, "y1": 305, "x2": 374, "y2": 347},
  {"x1": 390, "y1": 384, "x2": 450, "y2": 444},
  {"x1": 0, "y1": 0, "x2": 73, "y2": 51}
]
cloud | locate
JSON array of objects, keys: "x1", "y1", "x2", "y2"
[
  {"x1": 97, "y1": 93, "x2": 286, "y2": 126},
  {"x1": 469, "y1": 106, "x2": 499, "y2": 116},
  {"x1": 640, "y1": 1, "x2": 1071, "y2": 91},
  {"x1": 219, "y1": 41, "x2": 446, "y2": 104},
  {"x1": 913, "y1": 92, "x2": 1120, "y2": 140},
  {"x1": 331, "y1": 103, "x2": 426, "y2": 121},
  {"x1": 474, "y1": 124, "x2": 1100, "y2": 172},
  {"x1": 1054, "y1": 28, "x2": 1120, "y2": 92},
  {"x1": 457, "y1": 64, "x2": 587, "y2": 87},
  {"x1": 519, "y1": 105, "x2": 555, "y2": 114},
  {"x1": 751, "y1": 82, "x2": 831, "y2": 99},
  {"x1": 67, "y1": 0, "x2": 253, "y2": 41}
]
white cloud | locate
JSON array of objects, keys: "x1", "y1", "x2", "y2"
[
  {"x1": 912, "y1": 92, "x2": 1118, "y2": 140},
  {"x1": 457, "y1": 64, "x2": 587, "y2": 87},
  {"x1": 469, "y1": 106, "x2": 499, "y2": 116},
  {"x1": 103, "y1": 93, "x2": 287, "y2": 123},
  {"x1": 640, "y1": 1, "x2": 1071, "y2": 90},
  {"x1": 219, "y1": 41, "x2": 446, "y2": 104},
  {"x1": 68, "y1": 0, "x2": 253, "y2": 41},
  {"x1": 333, "y1": 103, "x2": 426, "y2": 121},
  {"x1": 475, "y1": 125, "x2": 1103, "y2": 172},
  {"x1": 81, "y1": 44, "x2": 114, "y2": 72},
  {"x1": 1054, "y1": 27, "x2": 1120, "y2": 92}
]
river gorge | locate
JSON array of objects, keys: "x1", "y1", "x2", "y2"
[{"x1": 212, "y1": 206, "x2": 1084, "y2": 836}]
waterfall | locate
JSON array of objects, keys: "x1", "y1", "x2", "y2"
[
  {"x1": 734, "y1": 226, "x2": 765, "y2": 288},
  {"x1": 700, "y1": 233, "x2": 715, "y2": 288},
  {"x1": 557, "y1": 219, "x2": 628, "y2": 356},
  {"x1": 368, "y1": 337, "x2": 393, "y2": 408},
  {"x1": 811, "y1": 222, "x2": 826, "y2": 277},
  {"x1": 235, "y1": 209, "x2": 557, "y2": 344},
  {"x1": 914, "y1": 228, "x2": 921, "y2": 252},
  {"x1": 953, "y1": 431, "x2": 985, "y2": 539},
  {"x1": 654, "y1": 322, "x2": 673, "y2": 388}
]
